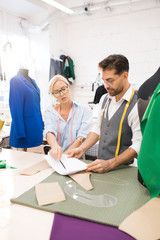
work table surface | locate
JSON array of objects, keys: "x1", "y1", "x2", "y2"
[{"x1": 0, "y1": 148, "x2": 54, "y2": 240}]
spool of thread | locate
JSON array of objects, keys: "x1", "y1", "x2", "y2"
[{"x1": 0, "y1": 160, "x2": 6, "y2": 168}]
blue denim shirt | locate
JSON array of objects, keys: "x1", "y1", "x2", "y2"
[{"x1": 44, "y1": 102, "x2": 92, "y2": 151}]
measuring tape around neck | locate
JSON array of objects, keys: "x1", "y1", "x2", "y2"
[
  {"x1": 99, "y1": 90, "x2": 135, "y2": 156},
  {"x1": 57, "y1": 104, "x2": 74, "y2": 146}
]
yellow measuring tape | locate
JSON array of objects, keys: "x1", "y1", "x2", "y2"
[
  {"x1": 99, "y1": 90, "x2": 135, "y2": 157},
  {"x1": 115, "y1": 90, "x2": 135, "y2": 156}
]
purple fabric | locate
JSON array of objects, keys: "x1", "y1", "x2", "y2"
[{"x1": 50, "y1": 213, "x2": 135, "y2": 240}]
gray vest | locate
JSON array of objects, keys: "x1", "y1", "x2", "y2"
[{"x1": 98, "y1": 92, "x2": 137, "y2": 160}]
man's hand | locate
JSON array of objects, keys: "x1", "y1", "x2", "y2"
[
  {"x1": 86, "y1": 159, "x2": 114, "y2": 173},
  {"x1": 66, "y1": 147, "x2": 84, "y2": 159},
  {"x1": 49, "y1": 145, "x2": 63, "y2": 161}
]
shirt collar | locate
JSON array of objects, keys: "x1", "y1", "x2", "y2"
[
  {"x1": 73, "y1": 101, "x2": 79, "y2": 107},
  {"x1": 109, "y1": 85, "x2": 133, "y2": 102},
  {"x1": 121, "y1": 85, "x2": 133, "y2": 102}
]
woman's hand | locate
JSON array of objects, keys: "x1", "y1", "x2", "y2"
[{"x1": 49, "y1": 145, "x2": 63, "y2": 161}]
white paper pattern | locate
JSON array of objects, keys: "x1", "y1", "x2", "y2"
[{"x1": 44, "y1": 153, "x2": 87, "y2": 175}]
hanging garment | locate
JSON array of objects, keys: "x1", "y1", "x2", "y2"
[
  {"x1": 49, "y1": 58, "x2": 61, "y2": 81},
  {"x1": 138, "y1": 83, "x2": 160, "y2": 198},
  {"x1": 60, "y1": 55, "x2": 67, "y2": 74},
  {"x1": 93, "y1": 85, "x2": 107, "y2": 104},
  {"x1": 137, "y1": 67, "x2": 160, "y2": 185},
  {"x1": 63, "y1": 56, "x2": 75, "y2": 83},
  {"x1": 9, "y1": 72, "x2": 44, "y2": 148}
]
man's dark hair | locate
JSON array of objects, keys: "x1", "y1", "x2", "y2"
[{"x1": 98, "y1": 54, "x2": 129, "y2": 75}]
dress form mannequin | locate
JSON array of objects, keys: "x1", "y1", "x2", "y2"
[
  {"x1": 137, "y1": 67, "x2": 160, "y2": 122},
  {"x1": 19, "y1": 68, "x2": 29, "y2": 79},
  {"x1": 18, "y1": 68, "x2": 36, "y2": 87},
  {"x1": 137, "y1": 67, "x2": 160, "y2": 185},
  {"x1": 9, "y1": 69, "x2": 44, "y2": 149},
  {"x1": 138, "y1": 67, "x2": 160, "y2": 100}
]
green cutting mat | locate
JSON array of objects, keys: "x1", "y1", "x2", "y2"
[{"x1": 11, "y1": 166, "x2": 150, "y2": 227}]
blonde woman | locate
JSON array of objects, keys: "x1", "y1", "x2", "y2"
[{"x1": 44, "y1": 75, "x2": 92, "y2": 160}]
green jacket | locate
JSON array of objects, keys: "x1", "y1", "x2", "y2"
[
  {"x1": 138, "y1": 83, "x2": 160, "y2": 198},
  {"x1": 63, "y1": 57, "x2": 75, "y2": 80}
]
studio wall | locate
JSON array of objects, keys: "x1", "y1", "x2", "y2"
[{"x1": 49, "y1": 4, "x2": 160, "y2": 103}]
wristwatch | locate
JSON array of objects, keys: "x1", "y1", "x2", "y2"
[{"x1": 77, "y1": 137, "x2": 85, "y2": 143}]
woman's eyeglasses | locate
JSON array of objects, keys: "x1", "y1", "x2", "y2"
[{"x1": 52, "y1": 85, "x2": 69, "y2": 97}]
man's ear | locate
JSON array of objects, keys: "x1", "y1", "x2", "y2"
[{"x1": 122, "y1": 72, "x2": 128, "y2": 81}]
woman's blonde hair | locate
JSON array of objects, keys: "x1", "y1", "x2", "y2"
[{"x1": 49, "y1": 75, "x2": 69, "y2": 95}]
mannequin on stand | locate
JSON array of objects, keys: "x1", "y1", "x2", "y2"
[
  {"x1": 18, "y1": 68, "x2": 36, "y2": 88},
  {"x1": 9, "y1": 68, "x2": 44, "y2": 150},
  {"x1": 19, "y1": 68, "x2": 29, "y2": 78},
  {"x1": 138, "y1": 67, "x2": 160, "y2": 100},
  {"x1": 137, "y1": 67, "x2": 160, "y2": 121},
  {"x1": 137, "y1": 67, "x2": 160, "y2": 185}
]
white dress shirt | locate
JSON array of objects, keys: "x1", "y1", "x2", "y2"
[{"x1": 91, "y1": 86, "x2": 142, "y2": 154}]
